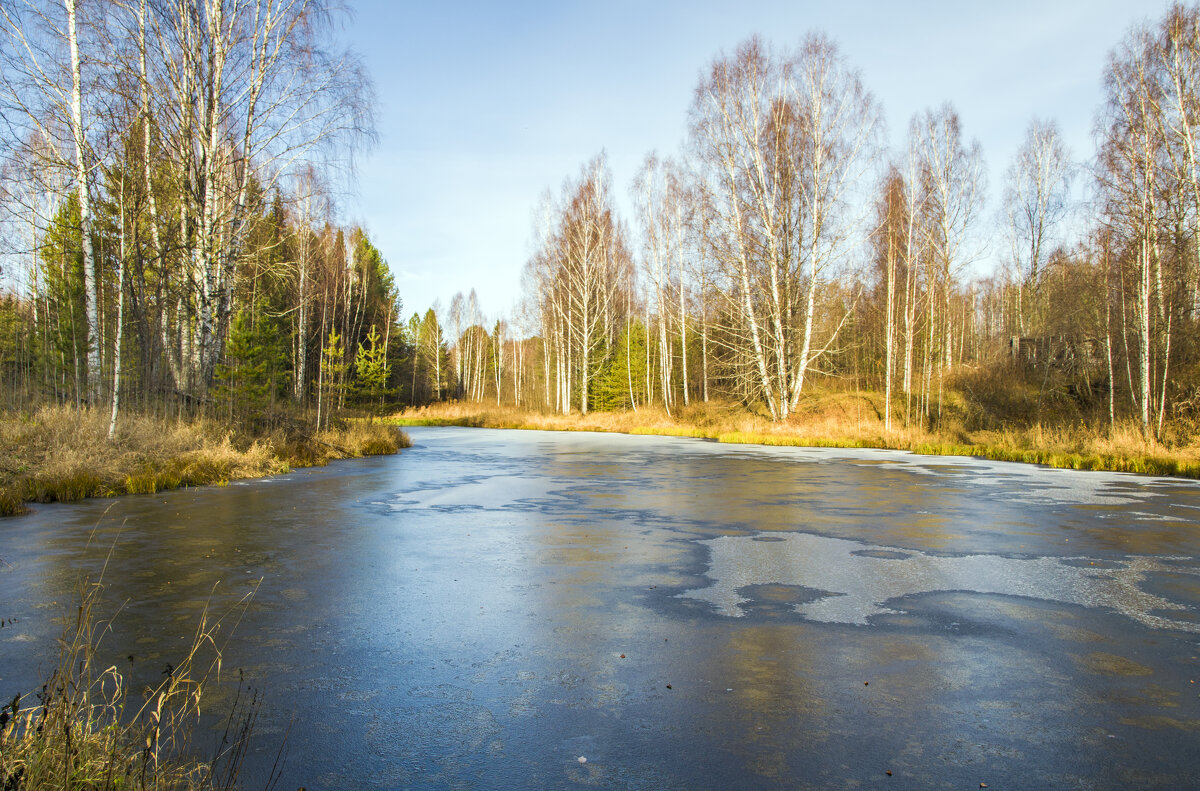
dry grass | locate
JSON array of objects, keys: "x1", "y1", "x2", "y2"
[
  {"x1": 269, "y1": 418, "x2": 410, "y2": 468},
  {"x1": 315, "y1": 418, "x2": 413, "y2": 458},
  {"x1": 0, "y1": 407, "x2": 410, "y2": 516},
  {"x1": 389, "y1": 401, "x2": 751, "y2": 436},
  {"x1": 0, "y1": 580, "x2": 258, "y2": 791},
  {"x1": 386, "y1": 395, "x2": 1200, "y2": 479}
]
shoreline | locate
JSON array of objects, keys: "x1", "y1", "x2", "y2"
[{"x1": 386, "y1": 403, "x2": 1200, "y2": 480}]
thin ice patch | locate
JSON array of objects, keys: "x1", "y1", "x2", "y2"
[{"x1": 679, "y1": 531, "x2": 1200, "y2": 631}]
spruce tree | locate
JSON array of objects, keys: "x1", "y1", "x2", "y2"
[{"x1": 352, "y1": 324, "x2": 393, "y2": 412}]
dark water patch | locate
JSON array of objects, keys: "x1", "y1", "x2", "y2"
[{"x1": 852, "y1": 548, "x2": 914, "y2": 560}]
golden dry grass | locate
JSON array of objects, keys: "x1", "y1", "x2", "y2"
[
  {"x1": 315, "y1": 418, "x2": 413, "y2": 457},
  {"x1": 0, "y1": 407, "x2": 410, "y2": 516},
  {"x1": 386, "y1": 395, "x2": 1200, "y2": 479}
]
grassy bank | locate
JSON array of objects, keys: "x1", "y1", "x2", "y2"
[
  {"x1": 0, "y1": 406, "x2": 411, "y2": 516},
  {"x1": 386, "y1": 398, "x2": 1200, "y2": 479}
]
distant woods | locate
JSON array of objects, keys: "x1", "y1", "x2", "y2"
[
  {"x1": 428, "y1": 7, "x2": 1200, "y2": 442},
  {"x1": 2, "y1": 5, "x2": 1200, "y2": 443}
]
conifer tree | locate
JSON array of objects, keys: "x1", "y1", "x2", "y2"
[
  {"x1": 353, "y1": 324, "x2": 392, "y2": 412},
  {"x1": 317, "y1": 328, "x2": 345, "y2": 429},
  {"x1": 213, "y1": 311, "x2": 278, "y2": 429}
]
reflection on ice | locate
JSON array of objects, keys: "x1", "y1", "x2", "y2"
[{"x1": 681, "y1": 532, "x2": 1200, "y2": 631}]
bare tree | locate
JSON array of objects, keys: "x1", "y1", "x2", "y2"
[
  {"x1": 1099, "y1": 17, "x2": 1169, "y2": 436},
  {"x1": 909, "y1": 104, "x2": 985, "y2": 419},
  {"x1": 148, "y1": 0, "x2": 375, "y2": 392},
  {"x1": 872, "y1": 166, "x2": 908, "y2": 430},
  {"x1": 688, "y1": 34, "x2": 881, "y2": 419},
  {"x1": 1002, "y1": 118, "x2": 1073, "y2": 334},
  {"x1": 633, "y1": 152, "x2": 685, "y2": 414},
  {"x1": 0, "y1": 0, "x2": 104, "y2": 401},
  {"x1": 527, "y1": 154, "x2": 629, "y2": 414}
]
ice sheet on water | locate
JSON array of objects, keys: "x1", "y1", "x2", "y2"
[
  {"x1": 680, "y1": 531, "x2": 1200, "y2": 631},
  {"x1": 390, "y1": 474, "x2": 557, "y2": 510}
]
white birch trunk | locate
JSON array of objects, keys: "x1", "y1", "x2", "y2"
[{"x1": 65, "y1": 0, "x2": 99, "y2": 403}]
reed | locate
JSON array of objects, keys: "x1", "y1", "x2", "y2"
[
  {"x1": 315, "y1": 418, "x2": 413, "y2": 458},
  {"x1": 0, "y1": 580, "x2": 258, "y2": 791}
]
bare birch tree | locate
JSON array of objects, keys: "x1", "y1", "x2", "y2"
[
  {"x1": 909, "y1": 104, "x2": 985, "y2": 418},
  {"x1": 527, "y1": 154, "x2": 629, "y2": 414},
  {"x1": 1002, "y1": 118, "x2": 1073, "y2": 334},
  {"x1": 0, "y1": 0, "x2": 103, "y2": 401},
  {"x1": 1099, "y1": 19, "x2": 1168, "y2": 436},
  {"x1": 147, "y1": 0, "x2": 374, "y2": 393},
  {"x1": 688, "y1": 34, "x2": 880, "y2": 419}
]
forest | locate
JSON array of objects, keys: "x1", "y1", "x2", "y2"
[
  {"x1": 0, "y1": 0, "x2": 402, "y2": 427},
  {"x1": 412, "y1": 5, "x2": 1200, "y2": 454},
  {"x1": 0, "y1": 2, "x2": 1198, "y2": 480}
]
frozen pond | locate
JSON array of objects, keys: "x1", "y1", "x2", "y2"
[{"x1": 2, "y1": 426, "x2": 1199, "y2": 789}]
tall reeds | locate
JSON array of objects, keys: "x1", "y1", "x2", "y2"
[{"x1": 0, "y1": 580, "x2": 260, "y2": 790}]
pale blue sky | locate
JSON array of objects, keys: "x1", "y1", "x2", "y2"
[{"x1": 343, "y1": 0, "x2": 1168, "y2": 321}]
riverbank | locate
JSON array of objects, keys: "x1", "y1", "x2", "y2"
[
  {"x1": 0, "y1": 406, "x2": 410, "y2": 516},
  {"x1": 386, "y1": 399, "x2": 1200, "y2": 479}
]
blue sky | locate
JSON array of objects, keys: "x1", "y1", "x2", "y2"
[{"x1": 342, "y1": 0, "x2": 1168, "y2": 321}]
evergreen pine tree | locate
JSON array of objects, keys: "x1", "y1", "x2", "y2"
[
  {"x1": 318, "y1": 328, "x2": 346, "y2": 428},
  {"x1": 352, "y1": 324, "x2": 393, "y2": 412}
]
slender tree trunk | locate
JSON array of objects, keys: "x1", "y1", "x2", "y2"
[
  {"x1": 541, "y1": 324, "x2": 551, "y2": 410},
  {"x1": 625, "y1": 295, "x2": 636, "y2": 411},
  {"x1": 1106, "y1": 273, "x2": 1115, "y2": 432},
  {"x1": 295, "y1": 228, "x2": 309, "y2": 403},
  {"x1": 903, "y1": 253, "x2": 915, "y2": 423},
  {"x1": 1140, "y1": 234, "x2": 1152, "y2": 434},
  {"x1": 644, "y1": 300, "x2": 653, "y2": 406},
  {"x1": 657, "y1": 274, "x2": 672, "y2": 417},
  {"x1": 316, "y1": 304, "x2": 326, "y2": 428},
  {"x1": 493, "y1": 324, "x2": 503, "y2": 406},
  {"x1": 65, "y1": 0, "x2": 98, "y2": 404},
  {"x1": 109, "y1": 180, "x2": 128, "y2": 439},
  {"x1": 884, "y1": 229, "x2": 896, "y2": 431},
  {"x1": 411, "y1": 325, "x2": 419, "y2": 406},
  {"x1": 679, "y1": 272, "x2": 689, "y2": 408},
  {"x1": 1158, "y1": 310, "x2": 1172, "y2": 437},
  {"x1": 700, "y1": 285, "x2": 709, "y2": 402}
]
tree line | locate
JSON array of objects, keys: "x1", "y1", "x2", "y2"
[
  {"x1": 408, "y1": 5, "x2": 1200, "y2": 442},
  {"x1": 2, "y1": 4, "x2": 1199, "y2": 443},
  {"x1": 0, "y1": 0, "x2": 432, "y2": 431}
]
